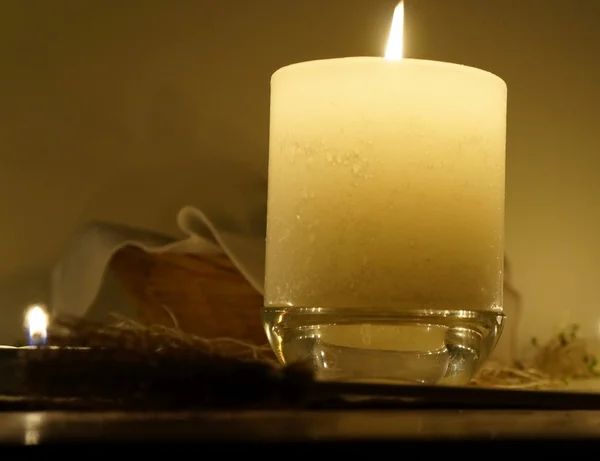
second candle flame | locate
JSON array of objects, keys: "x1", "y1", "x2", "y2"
[
  {"x1": 24, "y1": 304, "x2": 48, "y2": 346},
  {"x1": 385, "y1": 1, "x2": 404, "y2": 60}
]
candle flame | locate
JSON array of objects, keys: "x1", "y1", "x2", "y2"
[
  {"x1": 385, "y1": 1, "x2": 404, "y2": 60},
  {"x1": 24, "y1": 304, "x2": 48, "y2": 346}
]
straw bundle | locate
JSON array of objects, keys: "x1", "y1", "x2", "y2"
[{"x1": 110, "y1": 246, "x2": 267, "y2": 346}]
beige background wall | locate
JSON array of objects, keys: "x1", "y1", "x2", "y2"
[{"x1": 0, "y1": 0, "x2": 598, "y2": 350}]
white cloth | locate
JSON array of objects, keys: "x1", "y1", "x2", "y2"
[{"x1": 51, "y1": 205, "x2": 265, "y2": 318}]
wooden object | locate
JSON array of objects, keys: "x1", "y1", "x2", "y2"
[{"x1": 110, "y1": 246, "x2": 266, "y2": 345}]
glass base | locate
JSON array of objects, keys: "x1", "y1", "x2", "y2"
[{"x1": 262, "y1": 307, "x2": 504, "y2": 386}]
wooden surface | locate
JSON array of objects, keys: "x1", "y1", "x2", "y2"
[{"x1": 1, "y1": 409, "x2": 600, "y2": 446}]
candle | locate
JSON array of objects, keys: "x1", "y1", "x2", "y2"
[
  {"x1": 0, "y1": 304, "x2": 89, "y2": 396},
  {"x1": 263, "y1": 2, "x2": 507, "y2": 384},
  {"x1": 0, "y1": 305, "x2": 50, "y2": 395},
  {"x1": 24, "y1": 305, "x2": 48, "y2": 347}
]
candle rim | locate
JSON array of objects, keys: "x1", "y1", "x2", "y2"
[{"x1": 271, "y1": 57, "x2": 506, "y2": 89}]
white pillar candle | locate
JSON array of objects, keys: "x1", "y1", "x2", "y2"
[{"x1": 265, "y1": 4, "x2": 507, "y2": 317}]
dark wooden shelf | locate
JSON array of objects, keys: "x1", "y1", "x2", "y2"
[{"x1": 0, "y1": 409, "x2": 600, "y2": 449}]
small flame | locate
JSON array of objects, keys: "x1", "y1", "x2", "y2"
[
  {"x1": 24, "y1": 304, "x2": 48, "y2": 346},
  {"x1": 385, "y1": 1, "x2": 404, "y2": 60}
]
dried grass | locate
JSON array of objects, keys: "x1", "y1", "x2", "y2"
[
  {"x1": 472, "y1": 324, "x2": 600, "y2": 390},
  {"x1": 44, "y1": 315, "x2": 600, "y2": 395},
  {"x1": 471, "y1": 361, "x2": 565, "y2": 390},
  {"x1": 50, "y1": 310, "x2": 276, "y2": 365},
  {"x1": 24, "y1": 313, "x2": 307, "y2": 408}
]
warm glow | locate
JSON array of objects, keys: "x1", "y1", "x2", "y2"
[
  {"x1": 385, "y1": 1, "x2": 404, "y2": 60},
  {"x1": 24, "y1": 304, "x2": 48, "y2": 345}
]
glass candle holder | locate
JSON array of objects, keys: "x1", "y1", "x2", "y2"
[{"x1": 263, "y1": 58, "x2": 507, "y2": 385}]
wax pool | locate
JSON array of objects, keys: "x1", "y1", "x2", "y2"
[{"x1": 265, "y1": 57, "x2": 507, "y2": 313}]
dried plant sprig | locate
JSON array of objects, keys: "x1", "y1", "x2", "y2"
[
  {"x1": 472, "y1": 324, "x2": 600, "y2": 389},
  {"x1": 46, "y1": 314, "x2": 600, "y2": 393},
  {"x1": 471, "y1": 361, "x2": 565, "y2": 390},
  {"x1": 48, "y1": 313, "x2": 277, "y2": 365},
  {"x1": 525, "y1": 324, "x2": 600, "y2": 380},
  {"x1": 25, "y1": 314, "x2": 313, "y2": 408}
]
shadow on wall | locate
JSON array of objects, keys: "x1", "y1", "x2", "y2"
[
  {"x1": 146, "y1": 85, "x2": 268, "y2": 237},
  {"x1": 80, "y1": 84, "x2": 268, "y2": 241}
]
